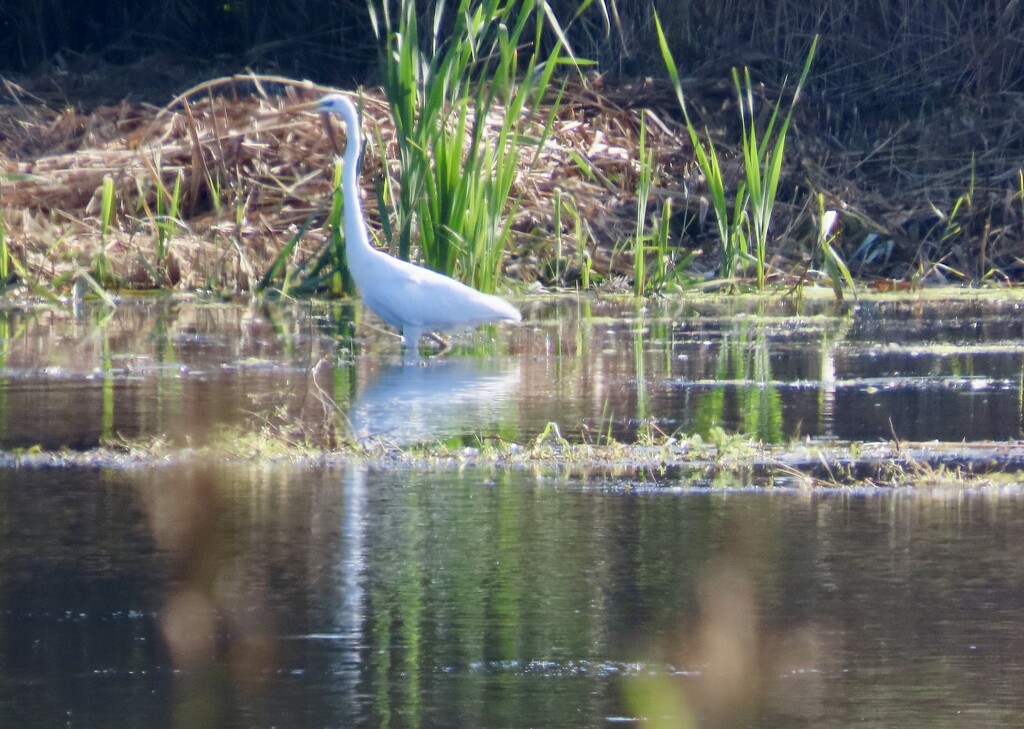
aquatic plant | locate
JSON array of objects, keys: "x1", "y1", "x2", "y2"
[
  {"x1": 267, "y1": 159, "x2": 354, "y2": 296},
  {"x1": 552, "y1": 182, "x2": 597, "y2": 289},
  {"x1": 89, "y1": 174, "x2": 117, "y2": 289},
  {"x1": 631, "y1": 115, "x2": 654, "y2": 296},
  {"x1": 157, "y1": 170, "x2": 184, "y2": 268},
  {"x1": 627, "y1": 115, "x2": 694, "y2": 296},
  {"x1": 369, "y1": 0, "x2": 574, "y2": 291},
  {"x1": 655, "y1": 14, "x2": 746, "y2": 282},
  {"x1": 135, "y1": 153, "x2": 186, "y2": 286},
  {"x1": 733, "y1": 36, "x2": 817, "y2": 290},
  {"x1": 99, "y1": 175, "x2": 115, "y2": 242},
  {"x1": 0, "y1": 211, "x2": 9, "y2": 287},
  {"x1": 0, "y1": 210, "x2": 65, "y2": 302},
  {"x1": 815, "y1": 196, "x2": 853, "y2": 300},
  {"x1": 325, "y1": 157, "x2": 354, "y2": 296},
  {"x1": 656, "y1": 14, "x2": 817, "y2": 289},
  {"x1": 925, "y1": 156, "x2": 976, "y2": 278}
]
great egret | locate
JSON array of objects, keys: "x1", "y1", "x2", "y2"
[{"x1": 314, "y1": 93, "x2": 521, "y2": 363}]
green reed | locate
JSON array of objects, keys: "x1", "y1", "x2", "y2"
[
  {"x1": 261, "y1": 158, "x2": 355, "y2": 296},
  {"x1": 326, "y1": 157, "x2": 354, "y2": 296},
  {"x1": 0, "y1": 210, "x2": 8, "y2": 285},
  {"x1": 629, "y1": 114, "x2": 693, "y2": 295},
  {"x1": 655, "y1": 13, "x2": 746, "y2": 281},
  {"x1": 99, "y1": 175, "x2": 115, "y2": 241},
  {"x1": 656, "y1": 13, "x2": 817, "y2": 290},
  {"x1": 552, "y1": 190, "x2": 595, "y2": 289},
  {"x1": 631, "y1": 115, "x2": 653, "y2": 296},
  {"x1": 815, "y1": 194, "x2": 853, "y2": 300},
  {"x1": 136, "y1": 154, "x2": 185, "y2": 286},
  {"x1": 155, "y1": 169, "x2": 183, "y2": 265},
  {"x1": 734, "y1": 35, "x2": 817, "y2": 290},
  {"x1": 91, "y1": 174, "x2": 116, "y2": 288},
  {"x1": 369, "y1": 0, "x2": 574, "y2": 292}
]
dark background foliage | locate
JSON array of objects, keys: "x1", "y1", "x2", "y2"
[
  {"x1": 0, "y1": 1, "x2": 378, "y2": 94},
  {"x1": 2, "y1": 0, "x2": 1023, "y2": 123}
]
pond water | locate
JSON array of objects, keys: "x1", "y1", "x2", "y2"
[
  {"x1": 2, "y1": 465, "x2": 1024, "y2": 728},
  {"x1": 1, "y1": 295, "x2": 1023, "y2": 449},
  {"x1": 2, "y1": 294, "x2": 1024, "y2": 728}
]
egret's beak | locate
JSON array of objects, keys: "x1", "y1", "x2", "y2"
[{"x1": 320, "y1": 112, "x2": 343, "y2": 156}]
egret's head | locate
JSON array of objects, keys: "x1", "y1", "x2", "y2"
[
  {"x1": 315, "y1": 93, "x2": 361, "y2": 156},
  {"x1": 316, "y1": 94, "x2": 356, "y2": 118}
]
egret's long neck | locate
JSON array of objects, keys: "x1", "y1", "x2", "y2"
[{"x1": 338, "y1": 103, "x2": 372, "y2": 263}]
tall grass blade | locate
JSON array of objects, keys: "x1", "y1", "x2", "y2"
[
  {"x1": 0, "y1": 211, "x2": 9, "y2": 284},
  {"x1": 100, "y1": 175, "x2": 115, "y2": 241},
  {"x1": 327, "y1": 157, "x2": 353, "y2": 296},
  {"x1": 657, "y1": 15, "x2": 818, "y2": 289},
  {"x1": 257, "y1": 210, "x2": 324, "y2": 293},
  {"x1": 632, "y1": 114, "x2": 652, "y2": 296},
  {"x1": 735, "y1": 36, "x2": 818, "y2": 291},
  {"x1": 655, "y1": 12, "x2": 744, "y2": 280}
]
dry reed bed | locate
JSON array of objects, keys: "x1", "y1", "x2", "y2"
[
  {"x1": 0, "y1": 73, "x2": 1021, "y2": 291},
  {"x1": 0, "y1": 76, "x2": 683, "y2": 290}
]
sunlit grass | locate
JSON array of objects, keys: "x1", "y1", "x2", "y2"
[
  {"x1": 552, "y1": 189, "x2": 597, "y2": 289},
  {"x1": 631, "y1": 115, "x2": 653, "y2": 296},
  {"x1": 628, "y1": 114, "x2": 694, "y2": 296},
  {"x1": 0, "y1": 210, "x2": 9, "y2": 287},
  {"x1": 9, "y1": 419, "x2": 1007, "y2": 490},
  {"x1": 326, "y1": 157, "x2": 353, "y2": 296},
  {"x1": 655, "y1": 14, "x2": 746, "y2": 282},
  {"x1": 135, "y1": 153, "x2": 187, "y2": 287},
  {"x1": 656, "y1": 15, "x2": 818, "y2": 290},
  {"x1": 733, "y1": 35, "x2": 817, "y2": 289},
  {"x1": 92, "y1": 174, "x2": 117, "y2": 289},
  {"x1": 369, "y1": 0, "x2": 579, "y2": 292}
]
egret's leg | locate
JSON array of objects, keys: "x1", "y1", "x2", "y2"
[{"x1": 402, "y1": 327, "x2": 423, "y2": 365}]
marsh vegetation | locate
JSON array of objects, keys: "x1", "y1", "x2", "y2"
[{"x1": 1, "y1": 0, "x2": 1022, "y2": 301}]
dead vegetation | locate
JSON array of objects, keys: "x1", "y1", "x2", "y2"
[{"x1": 0, "y1": 68, "x2": 1022, "y2": 294}]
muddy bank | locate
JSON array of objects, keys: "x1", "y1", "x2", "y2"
[{"x1": 2, "y1": 435, "x2": 1022, "y2": 490}]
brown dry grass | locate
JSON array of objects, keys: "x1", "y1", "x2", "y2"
[
  {"x1": 1, "y1": 76, "x2": 364, "y2": 291},
  {"x1": 0, "y1": 70, "x2": 1021, "y2": 294},
  {"x1": 0, "y1": 73, "x2": 687, "y2": 292}
]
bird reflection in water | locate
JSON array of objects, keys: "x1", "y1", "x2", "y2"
[{"x1": 348, "y1": 358, "x2": 520, "y2": 445}]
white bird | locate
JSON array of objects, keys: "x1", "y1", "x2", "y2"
[{"x1": 315, "y1": 93, "x2": 522, "y2": 364}]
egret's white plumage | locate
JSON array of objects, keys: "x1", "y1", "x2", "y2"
[{"x1": 316, "y1": 93, "x2": 521, "y2": 363}]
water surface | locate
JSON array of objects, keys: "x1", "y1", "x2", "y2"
[
  {"x1": 1, "y1": 465, "x2": 1023, "y2": 727},
  {"x1": 2, "y1": 294, "x2": 1024, "y2": 728},
  {"x1": 1, "y1": 295, "x2": 1022, "y2": 448}
]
